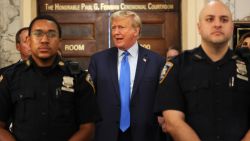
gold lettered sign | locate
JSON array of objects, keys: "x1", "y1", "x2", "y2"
[
  {"x1": 44, "y1": 2, "x2": 176, "y2": 12},
  {"x1": 64, "y1": 44, "x2": 85, "y2": 51}
]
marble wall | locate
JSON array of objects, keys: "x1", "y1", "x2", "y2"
[{"x1": 0, "y1": 0, "x2": 21, "y2": 68}]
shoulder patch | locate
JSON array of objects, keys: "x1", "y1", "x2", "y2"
[
  {"x1": 85, "y1": 73, "x2": 95, "y2": 94},
  {"x1": 0, "y1": 75, "x2": 3, "y2": 83},
  {"x1": 159, "y1": 61, "x2": 174, "y2": 84}
]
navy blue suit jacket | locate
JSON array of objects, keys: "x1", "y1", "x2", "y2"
[{"x1": 89, "y1": 45, "x2": 165, "y2": 141}]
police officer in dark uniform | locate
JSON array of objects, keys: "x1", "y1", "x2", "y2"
[
  {"x1": 155, "y1": 1, "x2": 250, "y2": 141},
  {"x1": 0, "y1": 15, "x2": 99, "y2": 141},
  {"x1": 0, "y1": 27, "x2": 30, "y2": 75}
]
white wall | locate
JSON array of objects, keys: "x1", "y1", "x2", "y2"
[
  {"x1": 182, "y1": 0, "x2": 250, "y2": 50},
  {"x1": 234, "y1": 0, "x2": 250, "y2": 20},
  {"x1": 21, "y1": 0, "x2": 37, "y2": 27},
  {"x1": 182, "y1": 0, "x2": 206, "y2": 50},
  {"x1": 0, "y1": 0, "x2": 20, "y2": 68}
]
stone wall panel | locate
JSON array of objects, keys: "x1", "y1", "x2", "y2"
[{"x1": 0, "y1": 0, "x2": 20, "y2": 68}]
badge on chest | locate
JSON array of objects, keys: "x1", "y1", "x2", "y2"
[
  {"x1": 62, "y1": 76, "x2": 74, "y2": 92},
  {"x1": 236, "y1": 60, "x2": 248, "y2": 81}
]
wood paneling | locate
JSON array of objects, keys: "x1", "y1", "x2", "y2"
[{"x1": 37, "y1": 0, "x2": 181, "y2": 69}]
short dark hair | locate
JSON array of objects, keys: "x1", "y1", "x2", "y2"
[
  {"x1": 16, "y1": 27, "x2": 29, "y2": 44},
  {"x1": 28, "y1": 15, "x2": 62, "y2": 38}
]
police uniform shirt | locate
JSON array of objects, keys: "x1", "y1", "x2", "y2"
[
  {"x1": 0, "y1": 56, "x2": 99, "y2": 141},
  {"x1": 155, "y1": 46, "x2": 250, "y2": 141},
  {"x1": 0, "y1": 60, "x2": 22, "y2": 75}
]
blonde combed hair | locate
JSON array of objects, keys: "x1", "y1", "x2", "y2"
[{"x1": 110, "y1": 10, "x2": 142, "y2": 36}]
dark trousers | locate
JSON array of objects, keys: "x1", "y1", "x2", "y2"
[{"x1": 118, "y1": 128, "x2": 131, "y2": 141}]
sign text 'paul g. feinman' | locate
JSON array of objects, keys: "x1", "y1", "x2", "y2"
[{"x1": 44, "y1": 3, "x2": 174, "y2": 11}]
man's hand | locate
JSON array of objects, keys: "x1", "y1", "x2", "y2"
[
  {"x1": 158, "y1": 116, "x2": 167, "y2": 133},
  {"x1": 0, "y1": 121, "x2": 16, "y2": 141}
]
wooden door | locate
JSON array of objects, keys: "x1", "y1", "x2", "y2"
[{"x1": 37, "y1": 0, "x2": 181, "y2": 69}]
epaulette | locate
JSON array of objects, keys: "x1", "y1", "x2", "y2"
[
  {"x1": 5, "y1": 61, "x2": 26, "y2": 73},
  {"x1": 176, "y1": 48, "x2": 202, "y2": 62},
  {"x1": 188, "y1": 48, "x2": 204, "y2": 60},
  {"x1": 1, "y1": 61, "x2": 26, "y2": 82},
  {"x1": 24, "y1": 60, "x2": 30, "y2": 67},
  {"x1": 181, "y1": 48, "x2": 196, "y2": 57},
  {"x1": 58, "y1": 60, "x2": 65, "y2": 67},
  {"x1": 0, "y1": 75, "x2": 3, "y2": 83}
]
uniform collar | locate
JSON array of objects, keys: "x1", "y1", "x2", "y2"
[
  {"x1": 24, "y1": 55, "x2": 66, "y2": 72},
  {"x1": 192, "y1": 46, "x2": 206, "y2": 61},
  {"x1": 192, "y1": 45, "x2": 235, "y2": 64}
]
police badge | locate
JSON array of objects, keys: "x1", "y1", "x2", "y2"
[
  {"x1": 159, "y1": 61, "x2": 174, "y2": 84},
  {"x1": 236, "y1": 60, "x2": 248, "y2": 81},
  {"x1": 61, "y1": 76, "x2": 74, "y2": 92}
]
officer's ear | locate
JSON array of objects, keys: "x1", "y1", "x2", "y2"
[
  {"x1": 16, "y1": 43, "x2": 21, "y2": 51},
  {"x1": 26, "y1": 36, "x2": 31, "y2": 47}
]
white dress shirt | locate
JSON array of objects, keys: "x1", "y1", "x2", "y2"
[{"x1": 118, "y1": 42, "x2": 138, "y2": 96}]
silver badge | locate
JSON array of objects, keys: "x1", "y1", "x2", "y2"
[
  {"x1": 236, "y1": 60, "x2": 248, "y2": 81},
  {"x1": 62, "y1": 76, "x2": 74, "y2": 92}
]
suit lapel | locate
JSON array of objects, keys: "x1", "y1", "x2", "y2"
[
  {"x1": 108, "y1": 48, "x2": 120, "y2": 99},
  {"x1": 131, "y1": 46, "x2": 148, "y2": 99}
]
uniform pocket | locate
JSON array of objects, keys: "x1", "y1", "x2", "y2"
[
  {"x1": 54, "y1": 89, "x2": 75, "y2": 122},
  {"x1": 182, "y1": 80, "x2": 210, "y2": 114},
  {"x1": 233, "y1": 78, "x2": 250, "y2": 112},
  {"x1": 59, "y1": 90, "x2": 75, "y2": 103},
  {"x1": 235, "y1": 78, "x2": 250, "y2": 92},
  {"x1": 11, "y1": 91, "x2": 35, "y2": 122}
]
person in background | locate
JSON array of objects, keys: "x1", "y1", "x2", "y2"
[
  {"x1": 0, "y1": 27, "x2": 31, "y2": 74},
  {"x1": 155, "y1": 0, "x2": 250, "y2": 141},
  {"x1": 236, "y1": 32, "x2": 250, "y2": 49},
  {"x1": 166, "y1": 48, "x2": 180, "y2": 61},
  {"x1": 235, "y1": 32, "x2": 250, "y2": 62},
  {"x1": 0, "y1": 15, "x2": 99, "y2": 141},
  {"x1": 16, "y1": 27, "x2": 31, "y2": 61},
  {"x1": 88, "y1": 10, "x2": 165, "y2": 141},
  {"x1": 157, "y1": 47, "x2": 180, "y2": 141}
]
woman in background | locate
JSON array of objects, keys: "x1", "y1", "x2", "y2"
[{"x1": 236, "y1": 32, "x2": 250, "y2": 48}]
